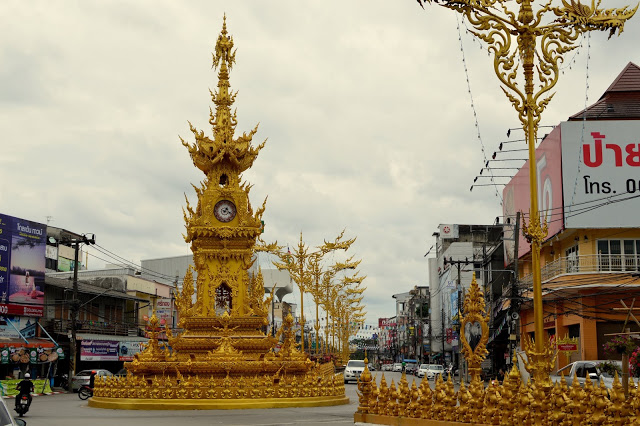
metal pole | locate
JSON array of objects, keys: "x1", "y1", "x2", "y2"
[
  {"x1": 69, "y1": 241, "x2": 80, "y2": 382},
  {"x1": 457, "y1": 263, "x2": 463, "y2": 383}
]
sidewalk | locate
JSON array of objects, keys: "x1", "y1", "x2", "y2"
[{"x1": 2, "y1": 387, "x2": 67, "y2": 399}]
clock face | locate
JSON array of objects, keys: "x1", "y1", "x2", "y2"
[{"x1": 214, "y1": 200, "x2": 237, "y2": 223}]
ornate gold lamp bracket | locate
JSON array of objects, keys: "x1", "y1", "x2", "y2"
[
  {"x1": 418, "y1": 0, "x2": 637, "y2": 388},
  {"x1": 460, "y1": 273, "x2": 490, "y2": 383}
]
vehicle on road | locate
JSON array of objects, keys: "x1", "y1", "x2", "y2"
[
  {"x1": 551, "y1": 360, "x2": 622, "y2": 388},
  {"x1": 78, "y1": 384, "x2": 93, "y2": 400},
  {"x1": 13, "y1": 394, "x2": 30, "y2": 417},
  {"x1": 405, "y1": 363, "x2": 416, "y2": 374},
  {"x1": 71, "y1": 369, "x2": 113, "y2": 392},
  {"x1": 344, "y1": 360, "x2": 366, "y2": 384},
  {"x1": 416, "y1": 364, "x2": 430, "y2": 378},
  {"x1": 425, "y1": 364, "x2": 445, "y2": 380},
  {"x1": 0, "y1": 397, "x2": 26, "y2": 426},
  {"x1": 381, "y1": 364, "x2": 392, "y2": 371},
  {"x1": 392, "y1": 363, "x2": 403, "y2": 372}
]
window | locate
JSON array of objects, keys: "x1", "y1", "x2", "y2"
[
  {"x1": 566, "y1": 245, "x2": 579, "y2": 273},
  {"x1": 598, "y1": 239, "x2": 640, "y2": 272}
]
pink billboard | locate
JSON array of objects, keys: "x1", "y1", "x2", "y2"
[{"x1": 503, "y1": 126, "x2": 564, "y2": 263}]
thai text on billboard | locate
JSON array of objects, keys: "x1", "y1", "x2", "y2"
[
  {"x1": 0, "y1": 214, "x2": 46, "y2": 316},
  {"x1": 80, "y1": 340, "x2": 119, "y2": 361},
  {"x1": 561, "y1": 121, "x2": 640, "y2": 228},
  {"x1": 502, "y1": 127, "x2": 564, "y2": 262}
]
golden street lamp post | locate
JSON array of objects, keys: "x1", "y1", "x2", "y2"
[
  {"x1": 272, "y1": 230, "x2": 355, "y2": 353},
  {"x1": 418, "y1": 0, "x2": 637, "y2": 384}
]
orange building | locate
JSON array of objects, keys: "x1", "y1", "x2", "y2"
[{"x1": 504, "y1": 63, "x2": 640, "y2": 369}]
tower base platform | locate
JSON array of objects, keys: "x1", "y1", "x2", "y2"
[{"x1": 88, "y1": 395, "x2": 349, "y2": 410}]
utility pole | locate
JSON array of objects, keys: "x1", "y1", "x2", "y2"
[
  {"x1": 444, "y1": 257, "x2": 471, "y2": 383},
  {"x1": 65, "y1": 233, "x2": 95, "y2": 383}
]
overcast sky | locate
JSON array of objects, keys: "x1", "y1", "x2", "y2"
[{"x1": 1, "y1": 1, "x2": 638, "y2": 325}]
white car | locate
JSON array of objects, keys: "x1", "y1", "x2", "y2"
[
  {"x1": 344, "y1": 360, "x2": 366, "y2": 383},
  {"x1": 392, "y1": 363, "x2": 403, "y2": 372},
  {"x1": 425, "y1": 364, "x2": 445, "y2": 380},
  {"x1": 0, "y1": 396, "x2": 26, "y2": 426},
  {"x1": 416, "y1": 364, "x2": 430, "y2": 378}
]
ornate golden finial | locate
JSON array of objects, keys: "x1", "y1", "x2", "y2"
[
  {"x1": 356, "y1": 355, "x2": 373, "y2": 414},
  {"x1": 460, "y1": 273, "x2": 490, "y2": 382},
  {"x1": 397, "y1": 371, "x2": 410, "y2": 416},
  {"x1": 418, "y1": 376, "x2": 433, "y2": 420}
]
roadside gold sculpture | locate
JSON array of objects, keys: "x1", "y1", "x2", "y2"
[
  {"x1": 89, "y1": 16, "x2": 348, "y2": 410},
  {"x1": 355, "y1": 273, "x2": 640, "y2": 424}
]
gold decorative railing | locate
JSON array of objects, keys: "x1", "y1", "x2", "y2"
[
  {"x1": 355, "y1": 274, "x2": 640, "y2": 425},
  {"x1": 519, "y1": 254, "x2": 640, "y2": 287},
  {"x1": 355, "y1": 366, "x2": 639, "y2": 425}
]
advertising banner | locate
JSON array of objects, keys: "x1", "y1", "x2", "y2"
[
  {"x1": 0, "y1": 345, "x2": 62, "y2": 364},
  {"x1": 0, "y1": 214, "x2": 46, "y2": 316},
  {"x1": 503, "y1": 127, "x2": 564, "y2": 262},
  {"x1": 561, "y1": 121, "x2": 640, "y2": 228},
  {"x1": 439, "y1": 224, "x2": 459, "y2": 239},
  {"x1": 118, "y1": 341, "x2": 145, "y2": 361},
  {"x1": 80, "y1": 340, "x2": 119, "y2": 361},
  {"x1": 146, "y1": 298, "x2": 173, "y2": 339}
]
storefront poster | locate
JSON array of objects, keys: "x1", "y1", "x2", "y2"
[
  {"x1": 0, "y1": 316, "x2": 38, "y2": 339},
  {"x1": 0, "y1": 345, "x2": 60, "y2": 364},
  {"x1": 118, "y1": 341, "x2": 145, "y2": 361},
  {"x1": 0, "y1": 214, "x2": 46, "y2": 316},
  {"x1": 80, "y1": 340, "x2": 119, "y2": 361}
]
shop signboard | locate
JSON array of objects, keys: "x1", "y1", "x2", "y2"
[
  {"x1": 80, "y1": 339, "x2": 119, "y2": 361},
  {"x1": 146, "y1": 297, "x2": 173, "y2": 339},
  {"x1": 561, "y1": 120, "x2": 640, "y2": 228},
  {"x1": 0, "y1": 344, "x2": 61, "y2": 364},
  {"x1": 0, "y1": 316, "x2": 38, "y2": 338},
  {"x1": 0, "y1": 214, "x2": 46, "y2": 316},
  {"x1": 118, "y1": 341, "x2": 145, "y2": 361}
]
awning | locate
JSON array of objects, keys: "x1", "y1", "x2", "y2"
[
  {"x1": 76, "y1": 333, "x2": 147, "y2": 342},
  {"x1": 0, "y1": 337, "x2": 56, "y2": 349}
]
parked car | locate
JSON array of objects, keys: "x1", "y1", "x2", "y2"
[
  {"x1": 551, "y1": 360, "x2": 622, "y2": 388},
  {"x1": 344, "y1": 360, "x2": 366, "y2": 384},
  {"x1": 382, "y1": 364, "x2": 392, "y2": 371},
  {"x1": 368, "y1": 363, "x2": 376, "y2": 371},
  {"x1": 0, "y1": 397, "x2": 26, "y2": 426},
  {"x1": 71, "y1": 369, "x2": 113, "y2": 391},
  {"x1": 416, "y1": 364, "x2": 430, "y2": 378},
  {"x1": 425, "y1": 364, "x2": 445, "y2": 380},
  {"x1": 392, "y1": 363, "x2": 403, "y2": 372},
  {"x1": 405, "y1": 363, "x2": 417, "y2": 374}
]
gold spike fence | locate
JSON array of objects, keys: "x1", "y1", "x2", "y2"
[{"x1": 355, "y1": 274, "x2": 640, "y2": 425}]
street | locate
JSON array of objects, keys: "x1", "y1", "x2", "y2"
[{"x1": 14, "y1": 381, "x2": 363, "y2": 426}]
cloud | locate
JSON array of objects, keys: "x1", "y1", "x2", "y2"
[{"x1": 1, "y1": 0, "x2": 638, "y2": 325}]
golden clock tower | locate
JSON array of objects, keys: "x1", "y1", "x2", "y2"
[{"x1": 88, "y1": 16, "x2": 348, "y2": 410}]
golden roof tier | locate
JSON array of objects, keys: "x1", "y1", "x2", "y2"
[{"x1": 88, "y1": 16, "x2": 348, "y2": 410}]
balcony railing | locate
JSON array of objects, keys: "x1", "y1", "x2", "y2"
[
  {"x1": 519, "y1": 254, "x2": 640, "y2": 287},
  {"x1": 46, "y1": 319, "x2": 143, "y2": 337}
]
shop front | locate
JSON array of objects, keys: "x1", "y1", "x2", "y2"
[{"x1": 77, "y1": 334, "x2": 147, "y2": 374}]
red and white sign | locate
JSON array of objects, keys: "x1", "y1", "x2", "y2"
[
  {"x1": 0, "y1": 304, "x2": 43, "y2": 317},
  {"x1": 503, "y1": 126, "x2": 564, "y2": 263},
  {"x1": 557, "y1": 343, "x2": 578, "y2": 352},
  {"x1": 561, "y1": 121, "x2": 640, "y2": 228},
  {"x1": 439, "y1": 224, "x2": 459, "y2": 239}
]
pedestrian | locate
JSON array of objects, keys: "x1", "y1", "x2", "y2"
[{"x1": 401, "y1": 360, "x2": 406, "y2": 372}]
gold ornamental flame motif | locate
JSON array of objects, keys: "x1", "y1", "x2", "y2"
[{"x1": 88, "y1": 16, "x2": 348, "y2": 410}]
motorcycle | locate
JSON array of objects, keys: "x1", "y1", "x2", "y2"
[
  {"x1": 78, "y1": 385, "x2": 93, "y2": 400},
  {"x1": 58, "y1": 373, "x2": 69, "y2": 390},
  {"x1": 14, "y1": 394, "x2": 31, "y2": 417}
]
